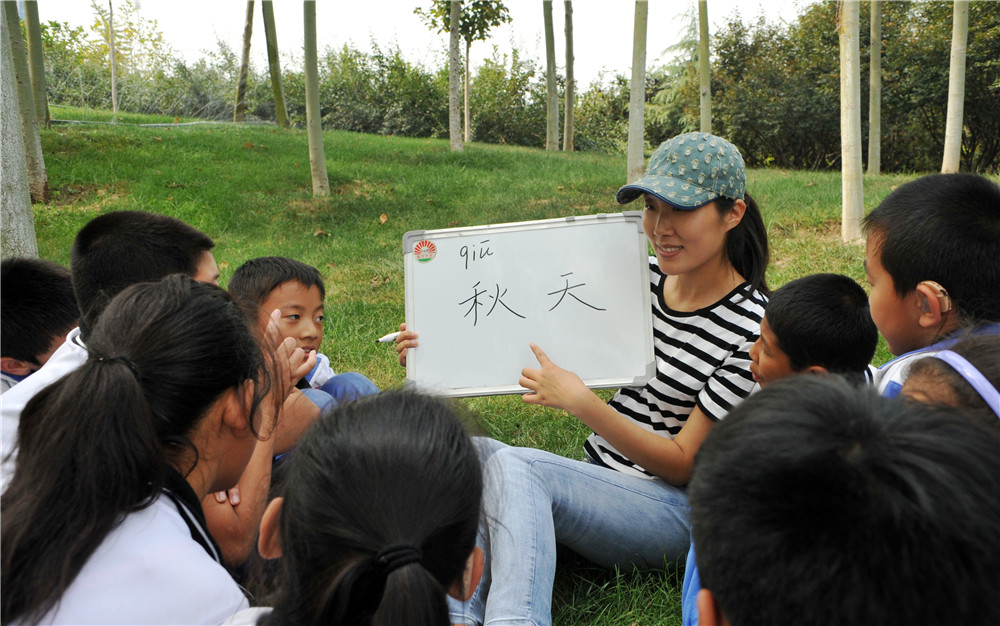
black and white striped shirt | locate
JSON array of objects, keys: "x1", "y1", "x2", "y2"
[{"x1": 585, "y1": 260, "x2": 767, "y2": 479}]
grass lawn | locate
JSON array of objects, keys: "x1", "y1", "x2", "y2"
[{"x1": 31, "y1": 109, "x2": 922, "y2": 624}]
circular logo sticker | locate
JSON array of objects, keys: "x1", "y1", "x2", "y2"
[{"x1": 413, "y1": 240, "x2": 437, "y2": 263}]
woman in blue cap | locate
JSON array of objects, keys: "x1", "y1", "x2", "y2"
[{"x1": 444, "y1": 132, "x2": 770, "y2": 626}]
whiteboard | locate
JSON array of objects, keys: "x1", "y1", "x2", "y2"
[{"x1": 403, "y1": 212, "x2": 655, "y2": 397}]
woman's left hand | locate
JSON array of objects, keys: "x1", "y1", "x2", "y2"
[{"x1": 520, "y1": 343, "x2": 591, "y2": 413}]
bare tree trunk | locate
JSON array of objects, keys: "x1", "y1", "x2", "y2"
[
  {"x1": 464, "y1": 38, "x2": 472, "y2": 142},
  {"x1": 303, "y1": 0, "x2": 328, "y2": 195},
  {"x1": 839, "y1": 0, "x2": 864, "y2": 242},
  {"x1": 563, "y1": 0, "x2": 574, "y2": 151},
  {"x1": 108, "y1": 0, "x2": 117, "y2": 121},
  {"x1": 3, "y1": 0, "x2": 48, "y2": 204},
  {"x1": 448, "y1": 0, "x2": 463, "y2": 151},
  {"x1": 698, "y1": 0, "x2": 711, "y2": 133},
  {"x1": 23, "y1": 0, "x2": 49, "y2": 128},
  {"x1": 543, "y1": 0, "x2": 559, "y2": 150},
  {"x1": 261, "y1": 1, "x2": 289, "y2": 127},
  {"x1": 941, "y1": 0, "x2": 968, "y2": 174},
  {"x1": 626, "y1": 1, "x2": 648, "y2": 182},
  {"x1": 867, "y1": 0, "x2": 881, "y2": 175},
  {"x1": 1, "y1": 5, "x2": 38, "y2": 258},
  {"x1": 235, "y1": 1, "x2": 254, "y2": 123}
]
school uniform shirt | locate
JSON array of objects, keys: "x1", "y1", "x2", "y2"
[
  {"x1": 304, "y1": 352, "x2": 336, "y2": 388},
  {"x1": 585, "y1": 260, "x2": 767, "y2": 479},
  {"x1": 1, "y1": 327, "x2": 88, "y2": 490},
  {"x1": 33, "y1": 469, "x2": 249, "y2": 625},
  {"x1": 1, "y1": 370, "x2": 28, "y2": 394}
]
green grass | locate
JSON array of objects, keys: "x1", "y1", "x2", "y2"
[{"x1": 32, "y1": 106, "x2": 932, "y2": 624}]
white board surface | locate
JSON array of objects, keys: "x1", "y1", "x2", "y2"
[{"x1": 403, "y1": 212, "x2": 655, "y2": 397}]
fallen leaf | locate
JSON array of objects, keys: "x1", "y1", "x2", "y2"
[
  {"x1": 314, "y1": 229, "x2": 326, "y2": 237},
  {"x1": 379, "y1": 213, "x2": 388, "y2": 224},
  {"x1": 244, "y1": 142, "x2": 254, "y2": 149},
  {"x1": 219, "y1": 261, "x2": 230, "y2": 269},
  {"x1": 557, "y1": 185, "x2": 565, "y2": 191},
  {"x1": 153, "y1": 136, "x2": 162, "y2": 142}
]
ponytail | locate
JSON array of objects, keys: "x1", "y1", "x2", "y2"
[{"x1": 717, "y1": 192, "x2": 770, "y2": 297}]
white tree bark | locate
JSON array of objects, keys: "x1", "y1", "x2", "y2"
[
  {"x1": 941, "y1": 0, "x2": 969, "y2": 174},
  {"x1": 3, "y1": 0, "x2": 48, "y2": 204},
  {"x1": 23, "y1": 0, "x2": 49, "y2": 127},
  {"x1": 464, "y1": 38, "x2": 471, "y2": 142},
  {"x1": 234, "y1": 1, "x2": 254, "y2": 123},
  {"x1": 698, "y1": 0, "x2": 711, "y2": 133},
  {"x1": 626, "y1": 1, "x2": 648, "y2": 182},
  {"x1": 303, "y1": 0, "x2": 329, "y2": 195},
  {"x1": 448, "y1": 0, "x2": 463, "y2": 151},
  {"x1": 563, "y1": 0, "x2": 574, "y2": 151},
  {"x1": 867, "y1": 0, "x2": 881, "y2": 175},
  {"x1": 1, "y1": 5, "x2": 39, "y2": 259},
  {"x1": 543, "y1": 0, "x2": 559, "y2": 151},
  {"x1": 839, "y1": 0, "x2": 864, "y2": 242},
  {"x1": 108, "y1": 0, "x2": 118, "y2": 121},
  {"x1": 261, "y1": 0, "x2": 289, "y2": 127}
]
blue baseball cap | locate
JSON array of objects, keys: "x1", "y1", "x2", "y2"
[{"x1": 615, "y1": 132, "x2": 746, "y2": 209}]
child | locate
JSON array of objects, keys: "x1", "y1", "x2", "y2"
[
  {"x1": 1, "y1": 275, "x2": 287, "y2": 625},
  {"x1": 862, "y1": 173, "x2": 1000, "y2": 397},
  {"x1": 0, "y1": 258, "x2": 79, "y2": 393},
  {"x1": 229, "y1": 256, "x2": 379, "y2": 412},
  {"x1": 224, "y1": 389, "x2": 484, "y2": 626},
  {"x1": 429, "y1": 132, "x2": 769, "y2": 625},
  {"x1": 688, "y1": 376, "x2": 1000, "y2": 626},
  {"x1": 901, "y1": 334, "x2": 999, "y2": 432},
  {"x1": 749, "y1": 272, "x2": 878, "y2": 387}
]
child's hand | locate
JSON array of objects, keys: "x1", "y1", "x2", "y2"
[
  {"x1": 268, "y1": 309, "x2": 317, "y2": 395},
  {"x1": 520, "y1": 343, "x2": 590, "y2": 414},
  {"x1": 394, "y1": 322, "x2": 419, "y2": 367}
]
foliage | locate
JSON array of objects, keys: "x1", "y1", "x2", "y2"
[
  {"x1": 469, "y1": 47, "x2": 545, "y2": 146},
  {"x1": 414, "y1": 0, "x2": 511, "y2": 46}
]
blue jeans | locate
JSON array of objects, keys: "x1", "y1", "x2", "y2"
[
  {"x1": 449, "y1": 439, "x2": 692, "y2": 626},
  {"x1": 300, "y1": 372, "x2": 380, "y2": 413}
]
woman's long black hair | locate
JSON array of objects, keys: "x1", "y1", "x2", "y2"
[
  {"x1": 716, "y1": 192, "x2": 771, "y2": 296},
  {"x1": 1, "y1": 275, "x2": 269, "y2": 625},
  {"x1": 263, "y1": 389, "x2": 483, "y2": 626}
]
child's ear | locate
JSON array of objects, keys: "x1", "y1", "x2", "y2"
[
  {"x1": 914, "y1": 280, "x2": 952, "y2": 328},
  {"x1": 0, "y1": 357, "x2": 36, "y2": 376},
  {"x1": 804, "y1": 365, "x2": 829, "y2": 376},
  {"x1": 257, "y1": 497, "x2": 284, "y2": 559},
  {"x1": 447, "y1": 546, "x2": 484, "y2": 601},
  {"x1": 696, "y1": 588, "x2": 730, "y2": 626}
]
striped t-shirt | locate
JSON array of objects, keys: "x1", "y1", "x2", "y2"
[{"x1": 584, "y1": 259, "x2": 767, "y2": 479}]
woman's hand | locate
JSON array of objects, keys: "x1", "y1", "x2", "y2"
[
  {"x1": 394, "y1": 322, "x2": 419, "y2": 367},
  {"x1": 519, "y1": 343, "x2": 592, "y2": 414}
]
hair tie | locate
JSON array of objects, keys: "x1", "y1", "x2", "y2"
[
  {"x1": 375, "y1": 543, "x2": 422, "y2": 574},
  {"x1": 933, "y1": 350, "x2": 1000, "y2": 420},
  {"x1": 94, "y1": 354, "x2": 140, "y2": 379}
]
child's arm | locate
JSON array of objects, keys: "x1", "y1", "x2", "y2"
[{"x1": 520, "y1": 343, "x2": 712, "y2": 486}]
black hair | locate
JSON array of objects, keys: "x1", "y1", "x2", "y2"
[
  {"x1": 70, "y1": 210, "x2": 215, "y2": 339},
  {"x1": 765, "y1": 273, "x2": 877, "y2": 384},
  {"x1": 228, "y1": 256, "x2": 326, "y2": 308},
  {"x1": 715, "y1": 193, "x2": 770, "y2": 297},
  {"x1": 263, "y1": 389, "x2": 482, "y2": 626},
  {"x1": 905, "y1": 333, "x2": 1000, "y2": 433},
  {"x1": 0, "y1": 258, "x2": 79, "y2": 364},
  {"x1": 1, "y1": 275, "x2": 269, "y2": 625},
  {"x1": 862, "y1": 173, "x2": 1000, "y2": 324},
  {"x1": 689, "y1": 376, "x2": 1000, "y2": 626}
]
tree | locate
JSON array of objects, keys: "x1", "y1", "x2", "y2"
[
  {"x1": 107, "y1": 0, "x2": 118, "y2": 120},
  {"x1": 839, "y1": 0, "x2": 863, "y2": 241},
  {"x1": 867, "y1": 0, "x2": 881, "y2": 175},
  {"x1": 3, "y1": 0, "x2": 49, "y2": 203},
  {"x1": 415, "y1": 0, "x2": 511, "y2": 143},
  {"x1": 303, "y1": 0, "x2": 328, "y2": 195},
  {"x1": 1, "y1": 4, "x2": 39, "y2": 258},
  {"x1": 23, "y1": 0, "x2": 49, "y2": 127},
  {"x1": 627, "y1": 1, "x2": 648, "y2": 182},
  {"x1": 448, "y1": 0, "x2": 463, "y2": 151},
  {"x1": 562, "y1": 0, "x2": 574, "y2": 151},
  {"x1": 234, "y1": 1, "x2": 254, "y2": 122},
  {"x1": 698, "y1": 0, "x2": 711, "y2": 133},
  {"x1": 261, "y1": 0, "x2": 289, "y2": 127},
  {"x1": 543, "y1": 0, "x2": 559, "y2": 150},
  {"x1": 941, "y1": 0, "x2": 969, "y2": 173}
]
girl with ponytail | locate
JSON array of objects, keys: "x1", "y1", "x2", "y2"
[
  {"x1": 1, "y1": 275, "x2": 290, "y2": 625},
  {"x1": 225, "y1": 389, "x2": 483, "y2": 626}
]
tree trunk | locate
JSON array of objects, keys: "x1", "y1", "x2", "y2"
[
  {"x1": 261, "y1": 1, "x2": 289, "y2": 127},
  {"x1": 867, "y1": 0, "x2": 881, "y2": 175},
  {"x1": 626, "y1": 1, "x2": 648, "y2": 182},
  {"x1": 839, "y1": 0, "x2": 864, "y2": 242},
  {"x1": 108, "y1": 0, "x2": 117, "y2": 121},
  {"x1": 234, "y1": 1, "x2": 254, "y2": 123},
  {"x1": 448, "y1": 0, "x2": 463, "y2": 151},
  {"x1": 941, "y1": 0, "x2": 968, "y2": 174},
  {"x1": 3, "y1": 0, "x2": 48, "y2": 204},
  {"x1": 463, "y1": 38, "x2": 472, "y2": 142},
  {"x1": 303, "y1": 0, "x2": 329, "y2": 195},
  {"x1": 543, "y1": 0, "x2": 559, "y2": 150},
  {"x1": 698, "y1": 0, "x2": 711, "y2": 133},
  {"x1": 1, "y1": 5, "x2": 39, "y2": 258},
  {"x1": 563, "y1": 0, "x2": 574, "y2": 151},
  {"x1": 23, "y1": 0, "x2": 49, "y2": 128}
]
